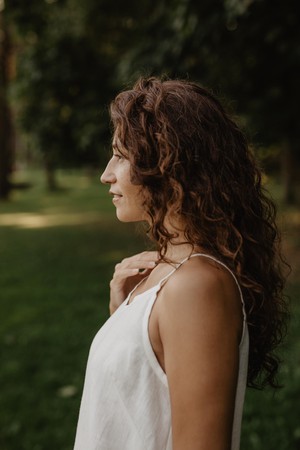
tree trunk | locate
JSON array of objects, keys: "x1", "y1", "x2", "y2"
[
  {"x1": 0, "y1": 10, "x2": 14, "y2": 200},
  {"x1": 0, "y1": 105, "x2": 12, "y2": 199},
  {"x1": 281, "y1": 139, "x2": 296, "y2": 204},
  {"x1": 44, "y1": 157, "x2": 57, "y2": 191}
]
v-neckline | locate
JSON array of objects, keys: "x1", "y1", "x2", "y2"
[{"x1": 125, "y1": 282, "x2": 159, "y2": 306}]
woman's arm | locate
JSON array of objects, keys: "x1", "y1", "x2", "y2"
[{"x1": 157, "y1": 260, "x2": 243, "y2": 450}]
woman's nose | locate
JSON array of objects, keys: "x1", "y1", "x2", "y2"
[{"x1": 100, "y1": 163, "x2": 116, "y2": 185}]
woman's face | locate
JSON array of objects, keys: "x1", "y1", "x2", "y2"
[{"x1": 100, "y1": 136, "x2": 147, "y2": 223}]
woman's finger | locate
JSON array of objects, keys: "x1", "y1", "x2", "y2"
[{"x1": 115, "y1": 259, "x2": 157, "y2": 272}]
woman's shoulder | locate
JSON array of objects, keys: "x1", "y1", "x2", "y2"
[
  {"x1": 157, "y1": 255, "x2": 243, "y2": 339},
  {"x1": 168, "y1": 255, "x2": 240, "y2": 300}
]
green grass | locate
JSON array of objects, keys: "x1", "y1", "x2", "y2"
[{"x1": 0, "y1": 169, "x2": 299, "y2": 450}]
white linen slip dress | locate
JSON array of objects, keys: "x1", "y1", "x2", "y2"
[{"x1": 74, "y1": 253, "x2": 249, "y2": 450}]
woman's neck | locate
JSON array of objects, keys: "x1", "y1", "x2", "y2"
[
  {"x1": 159, "y1": 217, "x2": 204, "y2": 262},
  {"x1": 163, "y1": 240, "x2": 204, "y2": 263}
]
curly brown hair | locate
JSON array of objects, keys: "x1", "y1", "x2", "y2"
[{"x1": 110, "y1": 76, "x2": 289, "y2": 389}]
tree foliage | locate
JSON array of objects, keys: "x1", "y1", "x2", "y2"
[
  {"x1": 117, "y1": 0, "x2": 299, "y2": 145},
  {"x1": 2, "y1": 0, "x2": 300, "y2": 199}
]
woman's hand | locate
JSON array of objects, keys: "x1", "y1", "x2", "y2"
[{"x1": 109, "y1": 251, "x2": 158, "y2": 314}]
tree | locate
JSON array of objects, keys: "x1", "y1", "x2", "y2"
[
  {"x1": 0, "y1": 2, "x2": 15, "y2": 200},
  {"x1": 7, "y1": 0, "x2": 107, "y2": 188}
]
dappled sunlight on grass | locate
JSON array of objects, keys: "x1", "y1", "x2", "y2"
[{"x1": 0, "y1": 212, "x2": 109, "y2": 228}]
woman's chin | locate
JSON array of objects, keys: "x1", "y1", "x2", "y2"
[{"x1": 116, "y1": 211, "x2": 145, "y2": 223}]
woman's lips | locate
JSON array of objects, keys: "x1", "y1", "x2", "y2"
[{"x1": 109, "y1": 191, "x2": 123, "y2": 203}]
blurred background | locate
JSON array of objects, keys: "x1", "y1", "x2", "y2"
[{"x1": 0, "y1": 0, "x2": 299, "y2": 449}]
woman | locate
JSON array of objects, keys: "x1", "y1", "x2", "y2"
[{"x1": 74, "y1": 77, "x2": 288, "y2": 450}]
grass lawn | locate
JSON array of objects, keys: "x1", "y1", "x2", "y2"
[{"x1": 0, "y1": 169, "x2": 299, "y2": 450}]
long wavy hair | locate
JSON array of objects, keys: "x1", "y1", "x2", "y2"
[{"x1": 110, "y1": 76, "x2": 289, "y2": 389}]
